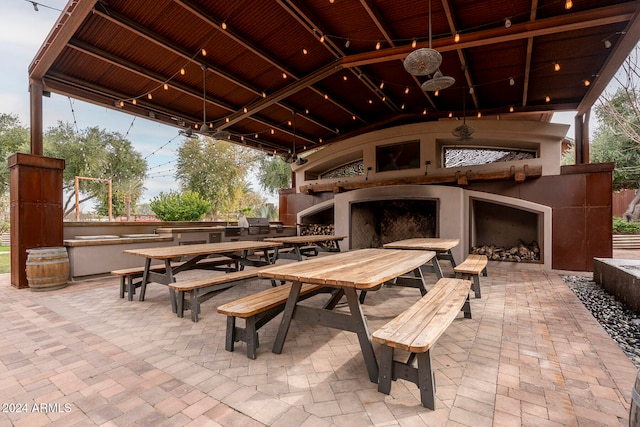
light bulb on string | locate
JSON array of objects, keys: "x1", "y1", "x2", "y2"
[
  {"x1": 454, "y1": 33, "x2": 460, "y2": 43},
  {"x1": 565, "y1": 0, "x2": 573, "y2": 10},
  {"x1": 505, "y1": 18, "x2": 511, "y2": 28},
  {"x1": 554, "y1": 62, "x2": 560, "y2": 72}
]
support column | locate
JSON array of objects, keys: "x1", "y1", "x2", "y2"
[
  {"x1": 29, "y1": 78, "x2": 44, "y2": 156},
  {"x1": 9, "y1": 153, "x2": 65, "y2": 288},
  {"x1": 574, "y1": 111, "x2": 591, "y2": 164}
]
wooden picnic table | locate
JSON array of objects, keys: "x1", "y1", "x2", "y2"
[
  {"x1": 257, "y1": 248, "x2": 436, "y2": 382},
  {"x1": 383, "y1": 238, "x2": 460, "y2": 279},
  {"x1": 124, "y1": 240, "x2": 283, "y2": 309},
  {"x1": 263, "y1": 234, "x2": 346, "y2": 261}
]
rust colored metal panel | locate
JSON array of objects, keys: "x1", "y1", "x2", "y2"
[
  {"x1": 585, "y1": 171, "x2": 613, "y2": 207},
  {"x1": 553, "y1": 207, "x2": 587, "y2": 271},
  {"x1": 9, "y1": 154, "x2": 65, "y2": 289},
  {"x1": 586, "y1": 206, "x2": 613, "y2": 262}
]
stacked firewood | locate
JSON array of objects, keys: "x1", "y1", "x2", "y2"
[
  {"x1": 471, "y1": 240, "x2": 540, "y2": 262},
  {"x1": 299, "y1": 224, "x2": 338, "y2": 249}
]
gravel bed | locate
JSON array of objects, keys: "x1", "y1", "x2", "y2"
[{"x1": 562, "y1": 275, "x2": 640, "y2": 368}]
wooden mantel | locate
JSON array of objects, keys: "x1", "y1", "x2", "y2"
[{"x1": 299, "y1": 164, "x2": 542, "y2": 195}]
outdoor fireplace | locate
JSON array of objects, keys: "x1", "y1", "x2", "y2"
[
  {"x1": 471, "y1": 199, "x2": 543, "y2": 262},
  {"x1": 350, "y1": 199, "x2": 437, "y2": 248}
]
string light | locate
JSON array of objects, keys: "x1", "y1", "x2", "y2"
[
  {"x1": 448, "y1": 112, "x2": 452, "y2": 118},
  {"x1": 554, "y1": 62, "x2": 560, "y2": 72},
  {"x1": 147, "y1": 93, "x2": 153, "y2": 100},
  {"x1": 505, "y1": 18, "x2": 512, "y2": 28},
  {"x1": 434, "y1": 90, "x2": 439, "y2": 96},
  {"x1": 477, "y1": 112, "x2": 481, "y2": 118},
  {"x1": 375, "y1": 41, "x2": 381, "y2": 50},
  {"x1": 509, "y1": 106, "x2": 514, "y2": 112},
  {"x1": 180, "y1": 68, "x2": 185, "y2": 75},
  {"x1": 221, "y1": 22, "x2": 227, "y2": 30},
  {"x1": 584, "y1": 79, "x2": 591, "y2": 87},
  {"x1": 565, "y1": 0, "x2": 573, "y2": 10},
  {"x1": 509, "y1": 77, "x2": 515, "y2": 86},
  {"x1": 243, "y1": 107, "x2": 248, "y2": 113},
  {"x1": 302, "y1": 48, "x2": 308, "y2": 54},
  {"x1": 454, "y1": 33, "x2": 460, "y2": 43},
  {"x1": 404, "y1": 87, "x2": 409, "y2": 94},
  {"x1": 345, "y1": 39, "x2": 350, "y2": 48},
  {"x1": 422, "y1": 108, "x2": 427, "y2": 115},
  {"x1": 132, "y1": 99, "x2": 137, "y2": 105},
  {"x1": 604, "y1": 39, "x2": 612, "y2": 49},
  {"x1": 163, "y1": 83, "x2": 169, "y2": 90},
  {"x1": 343, "y1": 75, "x2": 348, "y2": 81},
  {"x1": 201, "y1": 48, "x2": 207, "y2": 56},
  {"x1": 282, "y1": 72, "x2": 287, "y2": 79},
  {"x1": 320, "y1": 35, "x2": 325, "y2": 43},
  {"x1": 411, "y1": 39, "x2": 416, "y2": 48},
  {"x1": 379, "y1": 82, "x2": 384, "y2": 89},
  {"x1": 545, "y1": 95, "x2": 551, "y2": 102}
]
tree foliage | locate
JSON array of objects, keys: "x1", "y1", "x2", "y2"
[
  {"x1": 255, "y1": 154, "x2": 292, "y2": 195},
  {"x1": 175, "y1": 137, "x2": 258, "y2": 216},
  {"x1": 43, "y1": 123, "x2": 147, "y2": 217},
  {"x1": 0, "y1": 114, "x2": 30, "y2": 195},
  {"x1": 149, "y1": 190, "x2": 210, "y2": 221},
  {"x1": 590, "y1": 46, "x2": 640, "y2": 220}
]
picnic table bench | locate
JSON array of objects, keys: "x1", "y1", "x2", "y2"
[
  {"x1": 112, "y1": 256, "x2": 235, "y2": 301},
  {"x1": 453, "y1": 254, "x2": 488, "y2": 298},
  {"x1": 170, "y1": 267, "x2": 267, "y2": 322},
  {"x1": 372, "y1": 277, "x2": 472, "y2": 409},
  {"x1": 217, "y1": 282, "x2": 325, "y2": 359}
]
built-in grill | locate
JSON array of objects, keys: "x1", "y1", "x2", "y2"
[{"x1": 247, "y1": 217, "x2": 271, "y2": 235}]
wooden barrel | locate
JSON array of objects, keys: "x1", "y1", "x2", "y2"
[
  {"x1": 25, "y1": 247, "x2": 69, "y2": 292},
  {"x1": 631, "y1": 369, "x2": 640, "y2": 426}
]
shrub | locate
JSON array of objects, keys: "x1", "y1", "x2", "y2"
[
  {"x1": 613, "y1": 216, "x2": 640, "y2": 234},
  {"x1": 149, "y1": 191, "x2": 210, "y2": 221}
]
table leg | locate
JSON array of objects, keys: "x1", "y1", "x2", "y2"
[
  {"x1": 294, "y1": 245, "x2": 303, "y2": 261},
  {"x1": 430, "y1": 257, "x2": 443, "y2": 279},
  {"x1": 139, "y1": 258, "x2": 152, "y2": 301},
  {"x1": 343, "y1": 287, "x2": 378, "y2": 383},
  {"x1": 272, "y1": 281, "x2": 303, "y2": 354}
]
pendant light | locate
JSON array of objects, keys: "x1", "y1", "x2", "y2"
[
  {"x1": 421, "y1": 70, "x2": 455, "y2": 92},
  {"x1": 404, "y1": 0, "x2": 441, "y2": 76},
  {"x1": 452, "y1": 90, "x2": 474, "y2": 139}
]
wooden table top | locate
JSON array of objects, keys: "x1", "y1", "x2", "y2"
[
  {"x1": 258, "y1": 248, "x2": 435, "y2": 289},
  {"x1": 124, "y1": 240, "x2": 283, "y2": 259},
  {"x1": 383, "y1": 238, "x2": 460, "y2": 252},
  {"x1": 263, "y1": 235, "x2": 346, "y2": 244}
]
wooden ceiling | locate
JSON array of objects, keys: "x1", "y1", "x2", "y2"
[{"x1": 30, "y1": 0, "x2": 640, "y2": 155}]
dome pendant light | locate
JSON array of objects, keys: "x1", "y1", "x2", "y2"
[
  {"x1": 421, "y1": 69, "x2": 455, "y2": 92},
  {"x1": 404, "y1": 0, "x2": 442, "y2": 76},
  {"x1": 452, "y1": 90, "x2": 474, "y2": 140}
]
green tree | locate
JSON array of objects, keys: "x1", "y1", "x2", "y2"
[
  {"x1": 0, "y1": 114, "x2": 30, "y2": 195},
  {"x1": 175, "y1": 137, "x2": 257, "y2": 216},
  {"x1": 150, "y1": 190, "x2": 210, "y2": 221},
  {"x1": 590, "y1": 46, "x2": 640, "y2": 221},
  {"x1": 255, "y1": 154, "x2": 292, "y2": 195},
  {"x1": 44, "y1": 123, "x2": 147, "y2": 217}
]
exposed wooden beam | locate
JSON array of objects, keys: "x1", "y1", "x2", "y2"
[
  {"x1": 577, "y1": 3, "x2": 640, "y2": 116},
  {"x1": 440, "y1": 0, "x2": 479, "y2": 109},
  {"x1": 521, "y1": 0, "x2": 538, "y2": 108},
  {"x1": 92, "y1": 5, "x2": 336, "y2": 136},
  {"x1": 29, "y1": 0, "x2": 99, "y2": 79},
  {"x1": 340, "y1": 3, "x2": 636, "y2": 68},
  {"x1": 277, "y1": 0, "x2": 402, "y2": 115}
]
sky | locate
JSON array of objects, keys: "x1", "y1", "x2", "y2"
[{"x1": 0, "y1": 0, "x2": 589, "y2": 206}]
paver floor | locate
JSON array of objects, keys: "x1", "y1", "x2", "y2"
[{"x1": 0, "y1": 258, "x2": 636, "y2": 426}]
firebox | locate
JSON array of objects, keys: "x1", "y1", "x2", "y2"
[
  {"x1": 470, "y1": 198, "x2": 544, "y2": 263},
  {"x1": 350, "y1": 199, "x2": 438, "y2": 248}
]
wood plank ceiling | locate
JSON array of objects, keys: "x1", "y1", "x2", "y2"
[{"x1": 29, "y1": 0, "x2": 640, "y2": 155}]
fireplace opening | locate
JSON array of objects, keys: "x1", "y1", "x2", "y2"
[
  {"x1": 350, "y1": 199, "x2": 438, "y2": 249},
  {"x1": 471, "y1": 199, "x2": 542, "y2": 262}
]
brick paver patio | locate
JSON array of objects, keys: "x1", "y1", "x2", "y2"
[{"x1": 0, "y1": 260, "x2": 636, "y2": 426}]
